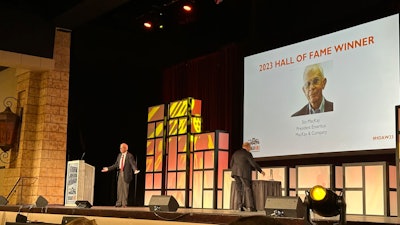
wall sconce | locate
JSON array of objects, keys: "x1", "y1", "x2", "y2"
[
  {"x1": 0, "y1": 97, "x2": 22, "y2": 152},
  {"x1": 304, "y1": 185, "x2": 346, "y2": 225}
]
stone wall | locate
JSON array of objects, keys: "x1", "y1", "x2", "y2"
[{"x1": 0, "y1": 28, "x2": 70, "y2": 205}]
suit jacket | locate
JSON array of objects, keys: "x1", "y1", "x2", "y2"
[
  {"x1": 108, "y1": 152, "x2": 138, "y2": 183},
  {"x1": 230, "y1": 148, "x2": 262, "y2": 180},
  {"x1": 291, "y1": 99, "x2": 334, "y2": 117}
]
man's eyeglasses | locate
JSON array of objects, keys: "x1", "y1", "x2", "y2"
[{"x1": 303, "y1": 77, "x2": 322, "y2": 89}]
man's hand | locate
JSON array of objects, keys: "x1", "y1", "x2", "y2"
[
  {"x1": 134, "y1": 170, "x2": 140, "y2": 174},
  {"x1": 261, "y1": 171, "x2": 266, "y2": 176},
  {"x1": 101, "y1": 167, "x2": 108, "y2": 172}
]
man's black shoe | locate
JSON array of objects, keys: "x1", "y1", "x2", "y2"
[
  {"x1": 249, "y1": 208, "x2": 257, "y2": 212},
  {"x1": 239, "y1": 207, "x2": 245, "y2": 212}
]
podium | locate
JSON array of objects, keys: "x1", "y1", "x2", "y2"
[{"x1": 64, "y1": 160, "x2": 95, "y2": 206}]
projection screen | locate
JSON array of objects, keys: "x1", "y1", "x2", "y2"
[{"x1": 243, "y1": 13, "x2": 399, "y2": 158}]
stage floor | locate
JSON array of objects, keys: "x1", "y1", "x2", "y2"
[{"x1": 0, "y1": 205, "x2": 400, "y2": 225}]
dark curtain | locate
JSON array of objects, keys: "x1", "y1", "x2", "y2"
[{"x1": 162, "y1": 43, "x2": 244, "y2": 152}]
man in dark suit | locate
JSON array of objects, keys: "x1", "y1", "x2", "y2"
[
  {"x1": 102, "y1": 143, "x2": 139, "y2": 207},
  {"x1": 291, "y1": 63, "x2": 334, "y2": 117},
  {"x1": 230, "y1": 142, "x2": 265, "y2": 212}
]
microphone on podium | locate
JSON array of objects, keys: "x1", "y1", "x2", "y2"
[{"x1": 80, "y1": 152, "x2": 86, "y2": 160}]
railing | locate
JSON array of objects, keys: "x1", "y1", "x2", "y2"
[{"x1": 6, "y1": 176, "x2": 38, "y2": 205}]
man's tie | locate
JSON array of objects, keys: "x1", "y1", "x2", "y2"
[{"x1": 120, "y1": 154, "x2": 125, "y2": 171}]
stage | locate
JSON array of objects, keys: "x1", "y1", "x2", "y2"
[{"x1": 1, "y1": 205, "x2": 400, "y2": 225}]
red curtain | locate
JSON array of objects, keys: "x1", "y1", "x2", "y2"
[{"x1": 162, "y1": 43, "x2": 244, "y2": 151}]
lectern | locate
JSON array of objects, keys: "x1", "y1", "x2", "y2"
[{"x1": 64, "y1": 160, "x2": 95, "y2": 206}]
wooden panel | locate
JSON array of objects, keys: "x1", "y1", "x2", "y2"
[
  {"x1": 335, "y1": 166, "x2": 343, "y2": 189},
  {"x1": 222, "y1": 170, "x2": 233, "y2": 209},
  {"x1": 297, "y1": 164, "x2": 331, "y2": 188},
  {"x1": 344, "y1": 162, "x2": 388, "y2": 216},
  {"x1": 346, "y1": 190, "x2": 363, "y2": 214},
  {"x1": 365, "y1": 165, "x2": 385, "y2": 215},
  {"x1": 192, "y1": 171, "x2": 203, "y2": 208}
]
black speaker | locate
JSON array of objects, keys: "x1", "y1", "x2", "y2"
[
  {"x1": 61, "y1": 216, "x2": 84, "y2": 225},
  {"x1": 148, "y1": 195, "x2": 179, "y2": 212},
  {"x1": 16, "y1": 214, "x2": 27, "y2": 223},
  {"x1": 0, "y1": 196, "x2": 8, "y2": 205},
  {"x1": 265, "y1": 196, "x2": 305, "y2": 218},
  {"x1": 75, "y1": 200, "x2": 92, "y2": 208},
  {"x1": 35, "y1": 195, "x2": 48, "y2": 208}
]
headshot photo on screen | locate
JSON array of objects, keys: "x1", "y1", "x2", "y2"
[{"x1": 291, "y1": 63, "x2": 334, "y2": 117}]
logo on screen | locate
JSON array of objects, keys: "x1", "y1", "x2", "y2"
[{"x1": 248, "y1": 138, "x2": 260, "y2": 151}]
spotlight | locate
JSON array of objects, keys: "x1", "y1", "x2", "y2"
[
  {"x1": 304, "y1": 185, "x2": 346, "y2": 225},
  {"x1": 144, "y1": 21, "x2": 153, "y2": 29},
  {"x1": 181, "y1": 0, "x2": 195, "y2": 12},
  {"x1": 182, "y1": 4, "x2": 192, "y2": 12},
  {"x1": 143, "y1": 11, "x2": 164, "y2": 31}
]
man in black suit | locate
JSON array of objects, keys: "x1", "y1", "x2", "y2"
[
  {"x1": 291, "y1": 63, "x2": 334, "y2": 117},
  {"x1": 102, "y1": 143, "x2": 139, "y2": 207},
  {"x1": 230, "y1": 142, "x2": 265, "y2": 212}
]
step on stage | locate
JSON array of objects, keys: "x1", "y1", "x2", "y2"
[{"x1": 0, "y1": 205, "x2": 399, "y2": 225}]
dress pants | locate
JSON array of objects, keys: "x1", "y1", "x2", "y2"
[
  {"x1": 233, "y1": 176, "x2": 255, "y2": 209},
  {"x1": 116, "y1": 171, "x2": 129, "y2": 207}
]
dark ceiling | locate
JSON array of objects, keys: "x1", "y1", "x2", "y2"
[
  {"x1": 4, "y1": 0, "x2": 157, "y2": 30},
  {"x1": 6, "y1": 0, "x2": 238, "y2": 33},
  {"x1": 1, "y1": 0, "x2": 255, "y2": 67},
  {"x1": 2, "y1": 1, "x2": 399, "y2": 55},
  {"x1": 4, "y1": 0, "x2": 398, "y2": 55}
]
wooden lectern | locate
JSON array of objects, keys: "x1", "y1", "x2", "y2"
[{"x1": 64, "y1": 160, "x2": 95, "y2": 206}]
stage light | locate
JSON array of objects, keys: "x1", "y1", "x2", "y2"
[
  {"x1": 304, "y1": 185, "x2": 346, "y2": 225},
  {"x1": 143, "y1": 21, "x2": 165, "y2": 30},
  {"x1": 143, "y1": 11, "x2": 165, "y2": 31},
  {"x1": 182, "y1": 4, "x2": 192, "y2": 12},
  {"x1": 180, "y1": 0, "x2": 195, "y2": 13},
  {"x1": 144, "y1": 21, "x2": 153, "y2": 29}
]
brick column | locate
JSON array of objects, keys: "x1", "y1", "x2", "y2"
[{"x1": 4, "y1": 28, "x2": 71, "y2": 205}]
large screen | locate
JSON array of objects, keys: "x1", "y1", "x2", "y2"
[{"x1": 243, "y1": 14, "x2": 399, "y2": 159}]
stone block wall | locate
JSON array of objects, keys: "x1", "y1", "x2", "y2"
[{"x1": 0, "y1": 28, "x2": 71, "y2": 205}]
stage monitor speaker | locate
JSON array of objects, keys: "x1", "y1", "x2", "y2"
[
  {"x1": 148, "y1": 195, "x2": 179, "y2": 212},
  {"x1": 0, "y1": 195, "x2": 8, "y2": 205},
  {"x1": 61, "y1": 216, "x2": 84, "y2": 225},
  {"x1": 75, "y1": 200, "x2": 92, "y2": 208},
  {"x1": 36, "y1": 195, "x2": 48, "y2": 208},
  {"x1": 16, "y1": 213, "x2": 27, "y2": 223},
  {"x1": 265, "y1": 196, "x2": 305, "y2": 218}
]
